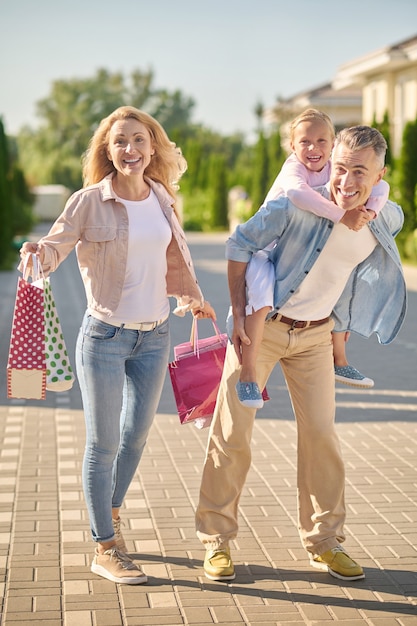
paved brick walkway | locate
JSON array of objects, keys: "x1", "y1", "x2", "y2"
[
  {"x1": 1, "y1": 401, "x2": 416, "y2": 625},
  {"x1": 1, "y1": 236, "x2": 416, "y2": 625}
]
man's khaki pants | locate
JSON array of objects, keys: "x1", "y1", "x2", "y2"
[{"x1": 196, "y1": 316, "x2": 346, "y2": 556}]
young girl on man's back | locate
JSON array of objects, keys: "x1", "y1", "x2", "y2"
[{"x1": 236, "y1": 109, "x2": 389, "y2": 408}]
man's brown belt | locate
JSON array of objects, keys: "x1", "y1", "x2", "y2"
[{"x1": 271, "y1": 313, "x2": 330, "y2": 329}]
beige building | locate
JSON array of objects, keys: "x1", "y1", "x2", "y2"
[
  {"x1": 333, "y1": 34, "x2": 417, "y2": 156},
  {"x1": 266, "y1": 34, "x2": 417, "y2": 157}
]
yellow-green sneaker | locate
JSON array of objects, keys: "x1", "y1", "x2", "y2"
[
  {"x1": 204, "y1": 547, "x2": 236, "y2": 581},
  {"x1": 310, "y1": 545, "x2": 365, "y2": 581}
]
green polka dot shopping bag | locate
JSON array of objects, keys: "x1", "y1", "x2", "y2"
[{"x1": 43, "y1": 277, "x2": 75, "y2": 392}]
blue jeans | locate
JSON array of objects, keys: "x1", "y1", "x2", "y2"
[{"x1": 76, "y1": 313, "x2": 170, "y2": 543}]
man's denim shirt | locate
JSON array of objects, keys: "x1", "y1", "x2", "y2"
[{"x1": 226, "y1": 186, "x2": 407, "y2": 345}]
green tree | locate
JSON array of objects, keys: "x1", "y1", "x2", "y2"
[
  {"x1": 398, "y1": 117, "x2": 417, "y2": 233},
  {"x1": 0, "y1": 119, "x2": 12, "y2": 265},
  {"x1": 150, "y1": 89, "x2": 195, "y2": 143},
  {"x1": 228, "y1": 141, "x2": 255, "y2": 196},
  {"x1": 208, "y1": 154, "x2": 228, "y2": 229},
  {"x1": 251, "y1": 130, "x2": 269, "y2": 214},
  {"x1": 10, "y1": 166, "x2": 35, "y2": 236},
  {"x1": 372, "y1": 111, "x2": 393, "y2": 170},
  {"x1": 180, "y1": 129, "x2": 249, "y2": 231},
  {"x1": 267, "y1": 127, "x2": 286, "y2": 188},
  {"x1": 0, "y1": 119, "x2": 34, "y2": 268},
  {"x1": 181, "y1": 138, "x2": 202, "y2": 191}
]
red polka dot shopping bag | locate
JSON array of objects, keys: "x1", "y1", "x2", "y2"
[
  {"x1": 7, "y1": 263, "x2": 46, "y2": 399},
  {"x1": 7, "y1": 255, "x2": 74, "y2": 399}
]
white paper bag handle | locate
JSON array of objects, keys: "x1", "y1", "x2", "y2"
[
  {"x1": 22, "y1": 253, "x2": 43, "y2": 282},
  {"x1": 190, "y1": 318, "x2": 225, "y2": 358}
]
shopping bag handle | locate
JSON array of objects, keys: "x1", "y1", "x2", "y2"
[
  {"x1": 22, "y1": 253, "x2": 43, "y2": 282},
  {"x1": 190, "y1": 318, "x2": 226, "y2": 358}
]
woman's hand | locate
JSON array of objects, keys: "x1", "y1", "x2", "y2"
[
  {"x1": 192, "y1": 301, "x2": 216, "y2": 320},
  {"x1": 20, "y1": 241, "x2": 39, "y2": 256},
  {"x1": 19, "y1": 241, "x2": 46, "y2": 267},
  {"x1": 20, "y1": 242, "x2": 40, "y2": 260}
]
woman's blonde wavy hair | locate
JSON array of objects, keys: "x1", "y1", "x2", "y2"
[{"x1": 82, "y1": 106, "x2": 187, "y2": 199}]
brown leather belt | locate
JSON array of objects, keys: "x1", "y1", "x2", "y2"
[{"x1": 271, "y1": 312, "x2": 330, "y2": 329}]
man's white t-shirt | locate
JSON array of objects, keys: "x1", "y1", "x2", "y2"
[{"x1": 279, "y1": 223, "x2": 377, "y2": 320}]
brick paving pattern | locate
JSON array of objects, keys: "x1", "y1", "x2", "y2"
[{"x1": 0, "y1": 403, "x2": 416, "y2": 625}]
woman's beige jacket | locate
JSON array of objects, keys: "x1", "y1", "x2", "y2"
[{"x1": 25, "y1": 175, "x2": 204, "y2": 318}]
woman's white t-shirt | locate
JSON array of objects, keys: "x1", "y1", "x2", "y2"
[{"x1": 111, "y1": 190, "x2": 172, "y2": 324}]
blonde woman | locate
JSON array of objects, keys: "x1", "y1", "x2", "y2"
[{"x1": 20, "y1": 106, "x2": 215, "y2": 584}]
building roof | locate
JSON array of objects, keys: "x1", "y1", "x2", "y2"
[
  {"x1": 333, "y1": 34, "x2": 417, "y2": 89},
  {"x1": 286, "y1": 82, "x2": 362, "y2": 108}
]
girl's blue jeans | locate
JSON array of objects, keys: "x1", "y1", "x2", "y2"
[{"x1": 76, "y1": 313, "x2": 170, "y2": 543}]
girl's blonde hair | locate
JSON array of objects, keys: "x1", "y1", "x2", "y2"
[
  {"x1": 82, "y1": 106, "x2": 187, "y2": 197},
  {"x1": 289, "y1": 108, "x2": 335, "y2": 143}
]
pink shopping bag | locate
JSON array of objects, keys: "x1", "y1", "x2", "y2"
[
  {"x1": 168, "y1": 319, "x2": 269, "y2": 428},
  {"x1": 168, "y1": 319, "x2": 227, "y2": 427}
]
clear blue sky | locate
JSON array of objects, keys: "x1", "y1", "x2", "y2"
[{"x1": 2, "y1": 0, "x2": 417, "y2": 138}]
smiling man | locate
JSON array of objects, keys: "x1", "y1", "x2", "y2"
[{"x1": 195, "y1": 126, "x2": 407, "y2": 583}]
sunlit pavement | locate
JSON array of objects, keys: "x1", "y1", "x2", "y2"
[{"x1": 0, "y1": 231, "x2": 416, "y2": 625}]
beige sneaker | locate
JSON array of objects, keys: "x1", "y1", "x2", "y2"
[
  {"x1": 112, "y1": 517, "x2": 128, "y2": 553},
  {"x1": 91, "y1": 547, "x2": 147, "y2": 584}
]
